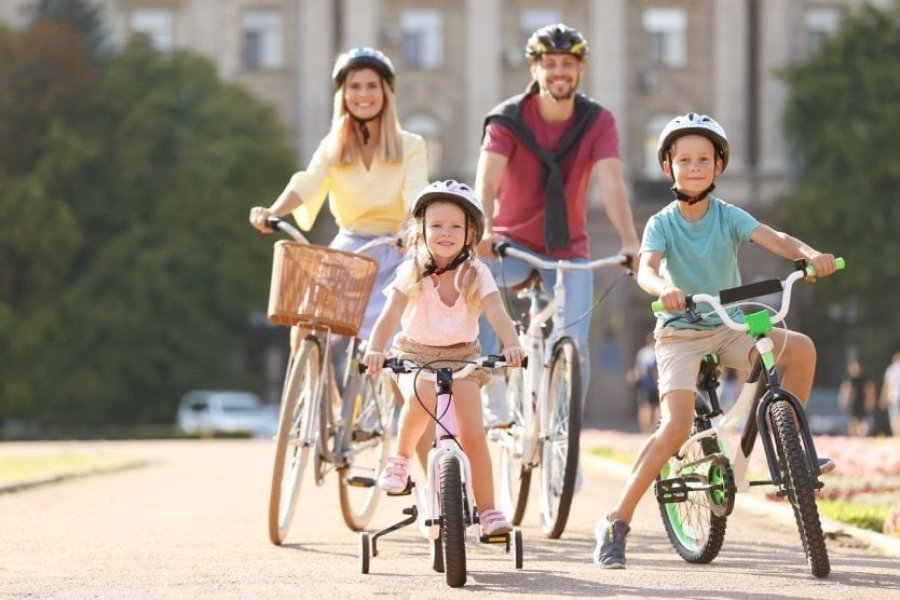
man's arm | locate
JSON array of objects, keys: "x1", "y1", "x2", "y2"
[
  {"x1": 474, "y1": 149, "x2": 509, "y2": 256},
  {"x1": 595, "y1": 157, "x2": 640, "y2": 267}
]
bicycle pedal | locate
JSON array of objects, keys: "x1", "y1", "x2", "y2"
[
  {"x1": 655, "y1": 477, "x2": 689, "y2": 503},
  {"x1": 479, "y1": 533, "x2": 509, "y2": 544},
  {"x1": 345, "y1": 476, "x2": 376, "y2": 488},
  {"x1": 386, "y1": 478, "x2": 413, "y2": 496}
]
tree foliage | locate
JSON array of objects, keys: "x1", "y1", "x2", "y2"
[
  {"x1": 781, "y1": 2, "x2": 900, "y2": 379},
  {"x1": 0, "y1": 16, "x2": 295, "y2": 429}
]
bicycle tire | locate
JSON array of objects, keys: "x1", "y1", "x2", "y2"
[
  {"x1": 339, "y1": 371, "x2": 395, "y2": 530},
  {"x1": 657, "y1": 432, "x2": 729, "y2": 563},
  {"x1": 498, "y1": 365, "x2": 532, "y2": 525},
  {"x1": 539, "y1": 338, "x2": 581, "y2": 539},
  {"x1": 439, "y1": 455, "x2": 467, "y2": 588},
  {"x1": 268, "y1": 339, "x2": 321, "y2": 545},
  {"x1": 769, "y1": 398, "x2": 830, "y2": 578}
]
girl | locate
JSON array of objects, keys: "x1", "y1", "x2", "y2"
[
  {"x1": 249, "y1": 47, "x2": 428, "y2": 340},
  {"x1": 362, "y1": 180, "x2": 524, "y2": 536}
]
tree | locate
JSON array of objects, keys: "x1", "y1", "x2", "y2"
[
  {"x1": 0, "y1": 29, "x2": 296, "y2": 431},
  {"x1": 780, "y1": 2, "x2": 900, "y2": 379},
  {"x1": 28, "y1": 0, "x2": 110, "y2": 62}
]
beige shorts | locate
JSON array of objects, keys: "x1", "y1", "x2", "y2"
[
  {"x1": 654, "y1": 326, "x2": 754, "y2": 397},
  {"x1": 389, "y1": 334, "x2": 491, "y2": 390}
]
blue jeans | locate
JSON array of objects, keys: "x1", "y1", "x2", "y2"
[
  {"x1": 478, "y1": 243, "x2": 594, "y2": 404},
  {"x1": 330, "y1": 229, "x2": 404, "y2": 341}
]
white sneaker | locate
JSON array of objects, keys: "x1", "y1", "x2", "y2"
[{"x1": 481, "y1": 375, "x2": 511, "y2": 428}]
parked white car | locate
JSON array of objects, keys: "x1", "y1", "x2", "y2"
[{"x1": 176, "y1": 390, "x2": 277, "y2": 438}]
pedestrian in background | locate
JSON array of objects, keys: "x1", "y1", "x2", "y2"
[
  {"x1": 838, "y1": 359, "x2": 876, "y2": 437},
  {"x1": 881, "y1": 351, "x2": 900, "y2": 437}
]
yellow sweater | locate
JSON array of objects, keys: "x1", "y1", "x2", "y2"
[{"x1": 287, "y1": 131, "x2": 428, "y2": 235}]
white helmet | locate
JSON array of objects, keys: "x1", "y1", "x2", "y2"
[
  {"x1": 657, "y1": 113, "x2": 729, "y2": 172},
  {"x1": 412, "y1": 180, "x2": 485, "y2": 242}
]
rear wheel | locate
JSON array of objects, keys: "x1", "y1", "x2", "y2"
[
  {"x1": 498, "y1": 365, "x2": 532, "y2": 525},
  {"x1": 657, "y1": 430, "x2": 729, "y2": 563},
  {"x1": 339, "y1": 372, "x2": 395, "y2": 530},
  {"x1": 268, "y1": 339, "x2": 321, "y2": 545},
  {"x1": 769, "y1": 398, "x2": 830, "y2": 578},
  {"x1": 439, "y1": 455, "x2": 467, "y2": 588},
  {"x1": 539, "y1": 338, "x2": 581, "y2": 539}
]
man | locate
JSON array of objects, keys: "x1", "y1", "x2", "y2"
[{"x1": 475, "y1": 23, "x2": 640, "y2": 427}]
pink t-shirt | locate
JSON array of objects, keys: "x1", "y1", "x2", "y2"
[
  {"x1": 387, "y1": 260, "x2": 498, "y2": 346},
  {"x1": 482, "y1": 95, "x2": 621, "y2": 259}
]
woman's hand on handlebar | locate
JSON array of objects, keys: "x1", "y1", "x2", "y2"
[
  {"x1": 362, "y1": 351, "x2": 385, "y2": 375},
  {"x1": 502, "y1": 345, "x2": 525, "y2": 368},
  {"x1": 249, "y1": 206, "x2": 275, "y2": 233}
]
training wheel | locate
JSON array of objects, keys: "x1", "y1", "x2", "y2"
[
  {"x1": 359, "y1": 532, "x2": 371, "y2": 574},
  {"x1": 514, "y1": 529, "x2": 523, "y2": 569}
]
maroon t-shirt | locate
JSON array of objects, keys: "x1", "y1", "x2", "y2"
[{"x1": 482, "y1": 95, "x2": 621, "y2": 259}]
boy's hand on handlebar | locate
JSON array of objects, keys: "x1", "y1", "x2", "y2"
[
  {"x1": 361, "y1": 351, "x2": 384, "y2": 375},
  {"x1": 502, "y1": 345, "x2": 525, "y2": 368},
  {"x1": 659, "y1": 285, "x2": 686, "y2": 313},
  {"x1": 249, "y1": 206, "x2": 275, "y2": 233},
  {"x1": 805, "y1": 253, "x2": 837, "y2": 281}
]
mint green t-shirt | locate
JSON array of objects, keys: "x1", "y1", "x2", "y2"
[{"x1": 641, "y1": 197, "x2": 760, "y2": 330}]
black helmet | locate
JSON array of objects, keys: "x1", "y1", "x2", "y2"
[
  {"x1": 332, "y1": 47, "x2": 395, "y2": 90},
  {"x1": 525, "y1": 23, "x2": 589, "y2": 60}
]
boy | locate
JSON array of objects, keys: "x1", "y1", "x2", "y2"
[{"x1": 594, "y1": 113, "x2": 838, "y2": 569}]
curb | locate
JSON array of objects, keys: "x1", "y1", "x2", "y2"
[
  {"x1": 581, "y1": 452, "x2": 900, "y2": 559},
  {"x1": 0, "y1": 458, "x2": 149, "y2": 494}
]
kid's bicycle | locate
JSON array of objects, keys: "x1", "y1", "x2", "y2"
[
  {"x1": 653, "y1": 258, "x2": 844, "y2": 578},
  {"x1": 264, "y1": 216, "x2": 399, "y2": 545},
  {"x1": 489, "y1": 241, "x2": 628, "y2": 538},
  {"x1": 358, "y1": 355, "x2": 525, "y2": 588}
]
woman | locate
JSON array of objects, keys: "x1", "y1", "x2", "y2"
[{"x1": 249, "y1": 47, "x2": 429, "y2": 340}]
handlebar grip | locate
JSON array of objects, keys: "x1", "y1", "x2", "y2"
[
  {"x1": 493, "y1": 241, "x2": 510, "y2": 257},
  {"x1": 266, "y1": 216, "x2": 285, "y2": 229},
  {"x1": 804, "y1": 256, "x2": 845, "y2": 277},
  {"x1": 651, "y1": 300, "x2": 663, "y2": 314}
]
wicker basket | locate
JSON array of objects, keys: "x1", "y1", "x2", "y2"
[{"x1": 267, "y1": 240, "x2": 379, "y2": 337}]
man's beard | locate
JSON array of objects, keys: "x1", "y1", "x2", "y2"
[{"x1": 542, "y1": 76, "x2": 580, "y2": 101}]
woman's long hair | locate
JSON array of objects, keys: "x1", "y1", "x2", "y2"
[
  {"x1": 327, "y1": 77, "x2": 403, "y2": 165},
  {"x1": 395, "y1": 203, "x2": 483, "y2": 312}
]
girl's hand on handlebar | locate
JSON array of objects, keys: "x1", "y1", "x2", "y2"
[
  {"x1": 502, "y1": 345, "x2": 525, "y2": 368},
  {"x1": 362, "y1": 351, "x2": 384, "y2": 375},
  {"x1": 659, "y1": 285, "x2": 686, "y2": 313},
  {"x1": 249, "y1": 206, "x2": 275, "y2": 233}
]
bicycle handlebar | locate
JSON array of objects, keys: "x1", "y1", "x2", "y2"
[
  {"x1": 266, "y1": 216, "x2": 402, "y2": 253},
  {"x1": 493, "y1": 241, "x2": 629, "y2": 272},
  {"x1": 358, "y1": 354, "x2": 527, "y2": 377},
  {"x1": 650, "y1": 258, "x2": 845, "y2": 331}
]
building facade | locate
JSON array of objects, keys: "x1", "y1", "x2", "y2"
[{"x1": 2, "y1": 0, "x2": 887, "y2": 423}]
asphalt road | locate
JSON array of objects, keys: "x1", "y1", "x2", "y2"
[{"x1": 1, "y1": 437, "x2": 898, "y2": 599}]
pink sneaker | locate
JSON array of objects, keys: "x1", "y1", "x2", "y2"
[
  {"x1": 479, "y1": 509, "x2": 512, "y2": 536},
  {"x1": 378, "y1": 456, "x2": 411, "y2": 493}
]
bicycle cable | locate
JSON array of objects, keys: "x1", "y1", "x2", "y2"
[{"x1": 409, "y1": 357, "x2": 478, "y2": 453}]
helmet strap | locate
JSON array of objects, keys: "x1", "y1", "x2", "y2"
[
  {"x1": 671, "y1": 182, "x2": 716, "y2": 206},
  {"x1": 420, "y1": 217, "x2": 471, "y2": 277}
]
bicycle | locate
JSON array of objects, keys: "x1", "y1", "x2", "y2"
[
  {"x1": 652, "y1": 257, "x2": 844, "y2": 578},
  {"x1": 489, "y1": 241, "x2": 629, "y2": 538},
  {"x1": 264, "y1": 216, "x2": 400, "y2": 545},
  {"x1": 358, "y1": 355, "x2": 525, "y2": 588}
]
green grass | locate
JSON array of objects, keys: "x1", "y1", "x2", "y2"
[
  {"x1": 817, "y1": 499, "x2": 891, "y2": 533},
  {"x1": 589, "y1": 445, "x2": 636, "y2": 465},
  {"x1": 0, "y1": 454, "x2": 132, "y2": 485}
]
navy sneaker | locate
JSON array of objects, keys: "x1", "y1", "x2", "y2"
[{"x1": 593, "y1": 518, "x2": 630, "y2": 569}]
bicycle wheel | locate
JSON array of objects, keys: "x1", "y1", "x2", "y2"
[
  {"x1": 268, "y1": 338, "x2": 321, "y2": 545},
  {"x1": 439, "y1": 455, "x2": 467, "y2": 588},
  {"x1": 539, "y1": 338, "x2": 581, "y2": 539},
  {"x1": 339, "y1": 371, "x2": 396, "y2": 530},
  {"x1": 498, "y1": 365, "x2": 532, "y2": 525},
  {"x1": 769, "y1": 398, "x2": 830, "y2": 578},
  {"x1": 657, "y1": 432, "x2": 729, "y2": 563}
]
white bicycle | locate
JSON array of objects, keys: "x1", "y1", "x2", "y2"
[{"x1": 489, "y1": 242, "x2": 628, "y2": 538}]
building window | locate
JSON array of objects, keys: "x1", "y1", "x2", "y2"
[
  {"x1": 130, "y1": 9, "x2": 173, "y2": 51},
  {"x1": 645, "y1": 114, "x2": 676, "y2": 179},
  {"x1": 804, "y1": 7, "x2": 840, "y2": 56},
  {"x1": 242, "y1": 10, "x2": 284, "y2": 70},
  {"x1": 402, "y1": 10, "x2": 442, "y2": 70},
  {"x1": 643, "y1": 8, "x2": 686, "y2": 68}
]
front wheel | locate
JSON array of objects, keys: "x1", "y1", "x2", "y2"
[
  {"x1": 539, "y1": 338, "x2": 581, "y2": 539},
  {"x1": 268, "y1": 339, "x2": 321, "y2": 545},
  {"x1": 439, "y1": 455, "x2": 467, "y2": 588},
  {"x1": 657, "y1": 430, "x2": 729, "y2": 563},
  {"x1": 769, "y1": 398, "x2": 830, "y2": 578},
  {"x1": 339, "y1": 371, "x2": 395, "y2": 530},
  {"x1": 498, "y1": 364, "x2": 532, "y2": 525}
]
